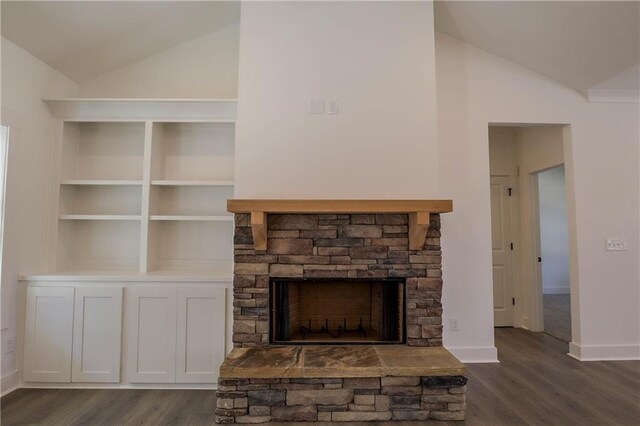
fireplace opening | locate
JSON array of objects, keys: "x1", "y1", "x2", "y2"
[{"x1": 270, "y1": 278, "x2": 405, "y2": 345}]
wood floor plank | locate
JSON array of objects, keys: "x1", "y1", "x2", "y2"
[{"x1": 2, "y1": 328, "x2": 638, "y2": 426}]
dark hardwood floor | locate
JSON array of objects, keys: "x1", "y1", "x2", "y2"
[{"x1": 2, "y1": 328, "x2": 639, "y2": 425}]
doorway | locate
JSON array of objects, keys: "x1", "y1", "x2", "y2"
[
  {"x1": 536, "y1": 165, "x2": 571, "y2": 342},
  {"x1": 488, "y1": 125, "x2": 573, "y2": 342}
]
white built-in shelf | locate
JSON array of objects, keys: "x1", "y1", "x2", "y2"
[
  {"x1": 59, "y1": 214, "x2": 142, "y2": 221},
  {"x1": 46, "y1": 99, "x2": 235, "y2": 275},
  {"x1": 150, "y1": 215, "x2": 233, "y2": 222},
  {"x1": 151, "y1": 180, "x2": 234, "y2": 186},
  {"x1": 61, "y1": 180, "x2": 143, "y2": 186}
]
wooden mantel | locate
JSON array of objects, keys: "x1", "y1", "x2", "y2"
[{"x1": 227, "y1": 199, "x2": 453, "y2": 251}]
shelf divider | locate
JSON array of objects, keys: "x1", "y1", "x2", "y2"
[
  {"x1": 149, "y1": 215, "x2": 233, "y2": 222},
  {"x1": 59, "y1": 214, "x2": 142, "y2": 221},
  {"x1": 151, "y1": 180, "x2": 233, "y2": 186},
  {"x1": 61, "y1": 180, "x2": 143, "y2": 186}
]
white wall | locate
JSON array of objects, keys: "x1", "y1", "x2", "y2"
[
  {"x1": 437, "y1": 31, "x2": 639, "y2": 361},
  {"x1": 0, "y1": 37, "x2": 78, "y2": 392},
  {"x1": 539, "y1": 166, "x2": 570, "y2": 294},
  {"x1": 234, "y1": 1, "x2": 438, "y2": 199},
  {"x1": 78, "y1": 24, "x2": 239, "y2": 99}
]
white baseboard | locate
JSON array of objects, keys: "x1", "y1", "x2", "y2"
[
  {"x1": 445, "y1": 346, "x2": 499, "y2": 363},
  {"x1": 1, "y1": 370, "x2": 19, "y2": 396},
  {"x1": 543, "y1": 286, "x2": 570, "y2": 295},
  {"x1": 569, "y1": 342, "x2": 640, "y2": 361},
  {"x1": 20, "y1": 383, "x2": 217, "y2": 390}
]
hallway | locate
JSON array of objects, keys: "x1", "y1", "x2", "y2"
[{"x1": 543, "y1": 294, "x2": 572, "y2": 342}]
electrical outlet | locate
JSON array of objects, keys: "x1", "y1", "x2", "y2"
[
  {"x1": 450, "y1": 318, "x2": 460, "y2": 332},
  {"x1": 606, "y1": 238, "x2": 627, "y2": 251}
]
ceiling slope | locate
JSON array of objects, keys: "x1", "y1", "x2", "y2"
[
  {"x1": 435, "y1": 1, "x2": 640, "y2": 94},
  {"x1": 1, "y1": 1, "x2": 240, "y2": 82}
]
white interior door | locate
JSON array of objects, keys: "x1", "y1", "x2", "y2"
[
  {"x1": 176, "y1": 287, "x2": 226, "y2": 383},
  {"x1": 126, "y1": 287, "x2": 177, "y2": 383},
  {"x1": 72, "y1": 287, "x2": 123, "y2": 383},
  {"x1": 23, "y1": 287, "x2": 74, "y2": 382},
  {"x1": 491, "y1": 176, "x2": 515, "y2": 326}
]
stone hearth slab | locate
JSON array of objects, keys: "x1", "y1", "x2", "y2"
[
  {"x1": 219, "y1": 345, "x2": 465, "y2": 379},
  {"x1": 304, "y1": 346, "x2": 384, "y2": 377},
  {"x1": 220, "y1": 346, "x2": 303, "y2": 378},
  {"x1": 375, "y1": 345, "x2": 465, "y2": 376}
]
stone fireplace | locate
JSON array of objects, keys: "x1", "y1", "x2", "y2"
[{"x1": 216, "y1": 200, "x2": 467, "y2": 424}]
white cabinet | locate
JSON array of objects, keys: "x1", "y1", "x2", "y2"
[
  {"x1": 72, "y1": 287, "x2": 123, "y2": 383},
  {"x1": 22, "y1": 283, "x2": 228, "y2": 385},
  {"x1": 176, "y1": 287, "x2": 226, "y2": 383},
  {"x1": 125, "y1": 286, "x2": 227, "y2": 384},
  {"x1": 23, "y1": 286, "x2": 124, "y2": 384},
  {"x1": 23, "y1": 287, "x2": 74, "y2": 383},
  {"x1": 125, "y1": 287, "x2": 178, "y2": 383}
]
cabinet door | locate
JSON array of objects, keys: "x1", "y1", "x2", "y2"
[
  {"x1": 72, "y1": 287, "x2": 123, "y2": 383},
  {"x1": 126, "y1": 287, "x2": 177, "y2": 383},
  {"x1": 176, "y1": 287, "x2": 226, "y2": 383},
  {"x1": 23, "y1": 287, "x2": 74, "y2": 382}
]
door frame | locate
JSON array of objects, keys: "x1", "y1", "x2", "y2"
[{"x1": 488, "y1": 123, "x2": 579, "y2": 348}]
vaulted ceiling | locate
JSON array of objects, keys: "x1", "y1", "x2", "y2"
[
  {"x1": 434, "y1": 1, "x2": 640, "y2": 93},
  {"x1": 1, "y1": 1, "x2": 638, "y2": 95},
  {"x1": 1, "y1": 1, "x2": 240, "y2": 82}
]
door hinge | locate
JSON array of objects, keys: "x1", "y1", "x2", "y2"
[
  {"x1": 508, "y1": 187, "x2": 513, "y2": 196},
  {"x1": 512, "y1": 298, "x2": 515, "y2": 306},
  {"x1": 538, "y1": 257, "x2": 542, "y2": 262},
  {"x1": 510, "y1": 242, "x2": 514, "y2": 251}
]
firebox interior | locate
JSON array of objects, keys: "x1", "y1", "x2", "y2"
[{"x1": 270, "y1": 278, "x2": 405, "y2": 344}]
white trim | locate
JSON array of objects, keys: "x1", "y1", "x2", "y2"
[
  {"x1": 445, "y1": 346, "x2": 499, "y2": 363},
  {"x1": 19, "y1": 383, "x2": 217, "y2": 390},
  {"x1": 18, "y1": 271, "x2": 233, "y2": 282},
  {"x1": 43, "y1": 99, "x2": 238, "y2": 121},
  {"x1": 568, "y1": 342, "x2": 640, "y2": 361},
  {"x1": 1, "y1": 370, "x2": 19, "y2": 396},
  {"x1": 585, "y1": 89, "x2": 640, "y2": 103}
]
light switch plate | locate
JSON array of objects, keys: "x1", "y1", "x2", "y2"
[
  {"x1": 327, "y1": 99, "x2": 339, "y2": 114},
  {"x1": 308, "y1": 98, "x2": 325, "y2": 114},
  {"x1": 606, "y1": 238, "x2": 627, "y2": 251}
]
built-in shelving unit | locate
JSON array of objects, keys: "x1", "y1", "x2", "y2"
[{"x1": 45, "y1": 99, "x2": 237, "y2": 277}]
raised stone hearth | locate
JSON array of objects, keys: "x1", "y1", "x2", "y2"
[
  {"x1": 218, "y1": 201, "x2": 465, "y2": 423},
  {"x1": 216, "y1": 346, "x2": 467, "y2": 423}
]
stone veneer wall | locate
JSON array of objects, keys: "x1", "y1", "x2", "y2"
[
  {"x1": 215, "y1": 376, "x2": 467, "y2": 423},
  {"x1": 232, "y1": 213, "x2": 444, "y2": 347}
]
